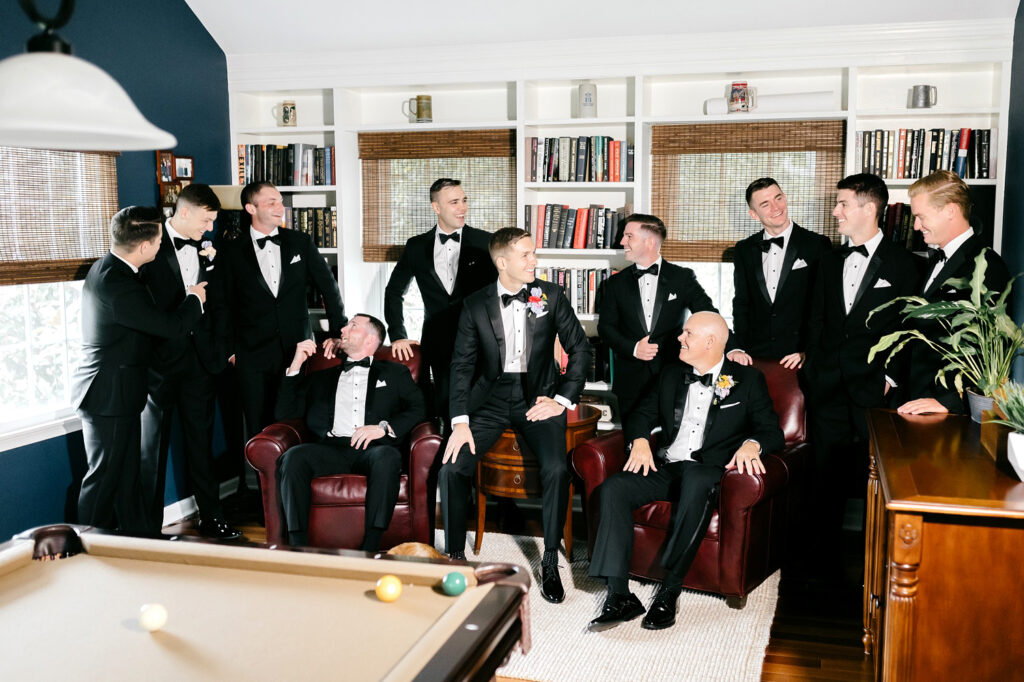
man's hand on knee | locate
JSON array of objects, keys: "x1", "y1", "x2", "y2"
[
  {"x1": 443, "y1": 423, "x2": 475, "y2": 464},
  {"x1": 623, "y1": 439, "x2": 657, "y2": 476}
]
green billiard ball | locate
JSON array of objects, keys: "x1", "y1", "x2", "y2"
[{"x1": 442, "y1": 571, "x2": 467, "y2": 596}]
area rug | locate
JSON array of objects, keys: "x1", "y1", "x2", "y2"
[{"x1": 436, "y1": 530, "x2": 779, "y2": 682}]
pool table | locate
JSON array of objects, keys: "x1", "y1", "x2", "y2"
[{"x1": 0, "y1": 525, "x2": 531, "y2": 681}]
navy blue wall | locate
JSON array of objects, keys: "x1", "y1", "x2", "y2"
[
  {"x1": 1005, "y1": 5, "x2": 1024, "y2": 380},
  {"x1": 0, "y1": 1, "x2": 230, "y2": 540}
]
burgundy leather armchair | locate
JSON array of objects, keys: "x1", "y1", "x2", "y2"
[
  {"x1": 244, "y1": 345, "x2": 442, "y2": 549},
  {"x1": 571, "y1": 359, "x2": 808, "y2": 608}
]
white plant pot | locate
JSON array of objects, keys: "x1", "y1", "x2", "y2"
[{"x1": 1007, "y1": 432, "x2": 1024, "y2": 482}]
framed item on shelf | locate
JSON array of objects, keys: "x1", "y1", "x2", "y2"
[
  {"x1": 156, "y1": 150, "x2": 174, "y2": 183},
  {"x1": 159, "y1": 181, "x2": 182, "y2": 207},
  {"x1": 179, "y1": 179, "x2": 191, "y2": 188},
  {"x1": 174, "y1": 155, "x2": 194, "y2": 179}
]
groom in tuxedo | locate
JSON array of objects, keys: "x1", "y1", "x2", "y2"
[
  {"x1": 730, "y1": 178, "x2": 832, "y2": 368},
  {"x1": 383, "y1": 178, "x2": 496, "y2": 425},
  {"x1": 441, "y1": 227, "x2": 592, "y2": 603},
  {"x1": 587, "y1": 312, "x2": 783, "y2": 632}
]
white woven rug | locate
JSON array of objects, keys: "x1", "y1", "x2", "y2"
[{"x1": 437, "y1": 530, "x2": 779, "y2": 682}]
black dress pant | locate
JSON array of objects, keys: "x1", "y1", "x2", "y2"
[
  {"x1": 439, "y1": 375, "x2": 569, "y2": 554},
  {"x1": 140, "y1": 353, "x2": 222, "y2": 534},
  {"x1": 77, "y1": 411, "x2": 147, "y2": 534},
  {"x1": 236, "y1": 350, "x2": 286, "y2": 490},
  {"x1": 278, "y1": 436, "x2": 402, "y2": 547},
  {"x1": 588, "y1": 459, "x2": 722, "y2": 583}
]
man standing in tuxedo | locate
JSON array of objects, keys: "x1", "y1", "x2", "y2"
[
  {"x1": 383, "y1": 178, "x2": 496, "y2": 425},
  {"x1": 730, "y1": 178, "x2": 832, "y2": 367},
  {"x1": 598, "y1": 214, "x2": 719, "y2": 424},
  {"x1": 897, "y1": 170, "x2": 1010, "y2": 415},
  {"x1": 442, "y1": 227, "x2": 591, "y2": 602},
  {"x1": 139, "y1": 184, "x2": 240, "y2": 540},
  {"x1": 804, "y1": 173, "x2": 919, "y2": 570},
  {"x1": 587, "y1": 312, "x2": 783, "y2": 632},
  {"x1": 274, "y1": 314, "x2": 425, "y2": 550},
  {"x1": 72, "y1": 207, "x2": 206, "y2": 533},
  {"x1": 219, "y1": 181, "x2": 347, "y2": 466}
]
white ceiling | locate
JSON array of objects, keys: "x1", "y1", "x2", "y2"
[{"x1": 186, "y1": 0, "x2": 1020, "y2": 57}]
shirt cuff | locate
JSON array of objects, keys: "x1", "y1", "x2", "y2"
[
  {"x1": 284, "y1": 368, "x2": 300, "y2": 377},
  {"x1": 743, "y1": 438, "x2": 762, "y2": 454},
  {"x1": 554, "y1": 395, "x2": 575, "y2": 410},
  {"x1": 187, "y1": 291, "x2": 204, "y2": 315},
  {"x1": 728, "y1": 348, "x2": 746, "y2": 356},
  {"x1": 451, "y1": 415, "x2": 470, "y2": 428},
  {"x1": 885, "y1": 375, "x2": 898, "y2": 389},
  {"x1": 632, "y1": 341, "x2": 641, "y2": 358}
]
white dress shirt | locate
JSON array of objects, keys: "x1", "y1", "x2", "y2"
[
  {"x1": 664, "y1": 357, "x2": 725, "y2": 463},
  {"x1": 842, "y1": 230, "x2": 884, "y2": 314},
  {"x1": 328, "y1": 361, "x2": 372, "y2": 438},
  {"x1": 433, "y1": 227, "x2": 461, "y2": 295},
  {"x1": 631, "y1": 256, "x2": 663, "y2": 358},
  {"x1": 762, "y1": 221, "x2": 794, "y2": 302},
  {"x1": 250, "y1": 226, "x2": 282, "y2": 297},
  {"x1": 924, "y1": 227, "x2": 974, "y2": 292},
  {"x1": 497, "y1": 281, "x2": 528, "y2": 373},
  {"x1": 110, "y1": 250, "x2": 139, "y2": 274},
  {"x1": 165, "y1": 219, "x2": 200, "y2": 288}
]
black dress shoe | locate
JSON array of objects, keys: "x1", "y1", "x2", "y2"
[
  {"x1": 448, "y1": 550, "x2": 466, "y2": 561},
  {"x1": 198, "y1": 518, "x2": 242, "y2": 541},
  {"x1": 588, "y1": 592, "x2": 645, "y2": 632},
  {"x1": 540, "y1": 562, "x2": 565, "y2": 603},
  {"x1": 641, "y1": 587, "x2": 680, "y2": 630}
]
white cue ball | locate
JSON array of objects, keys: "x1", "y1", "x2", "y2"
[{"x1": 139, "y1": 603, "x2": 168, "y2": 632}]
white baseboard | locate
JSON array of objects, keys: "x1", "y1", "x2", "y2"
[{"x1": 160, "y1": 478, "x2": 241, "y2": 527}]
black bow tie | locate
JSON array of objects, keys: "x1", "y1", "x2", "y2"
[
  {"x1": 840, "y1": 243, "x2": 869, "y2": 259},
  {"x1": 501, "y1": 288, "x2": 529, "y2": 307},
  {"x1": 927, "y1": 249, "x2": 948, "y2": 267},
  {"x1": 256, "y1": 233, "x2": 282, "y2": 249},
  {"x1": 439, "y1": 231, "x2": 460, "y2": 244},
  {"x1": 682, "y1": 372, "x2": 714, "y2": 388},
  {"x1": 634, "y1": 263, "x2": 660, "y2": 279},
  {"x1": 342, "y1": 357, "x2": 372, "y2": 372},
  {"x1": 173, "y1": 237, "x2": 200, "y2": 251},
  {"x1": 758, "y1": 236, "x2": 785, "y2": 253}
]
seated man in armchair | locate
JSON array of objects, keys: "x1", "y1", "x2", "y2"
[
  {"x1": 274, "y1": 314, "x2": 425, "y2": 551},
  {"x1": 587, "y1": 311, "x2": 784, "y2": 632}
]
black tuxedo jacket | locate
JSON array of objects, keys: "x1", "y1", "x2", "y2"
[
  {"x1": 72, "y1": 253, "x2": 203, "y2": 416},
  {"x1": 219, "y1": 229, "x2": 346, "y2": 371},
  {"x1": 140, "y1": 230, "x2": 227, "y2": 375},
  {"x1": 805, "y1": 238, "x2": 921, "y2": 408},
  {"x1": 383, "y1": 225, "x2": 496, "y2": 359},
  {"x1": 598, "y1": 260, "x2": 718, "y2": 413},
  {"x1": 449, "y1": 279, "x2": 592, "y2": 417},
  {"x1": 732, "y1": 223, "x2": 832, "y2": 358},
  {"x1": 625, "y1": 361, "x2": 784, "y2": 469},
  {"x1": 275, "y1": 357, "x2": 426, "y2": 445},
  {"x1": 906, "y1": 235, "x2": 1010, "y2": 411}
]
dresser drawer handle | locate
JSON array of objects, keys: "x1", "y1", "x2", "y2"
[
  {"x1": 513, "y1": 474, "x2": 522, "y2": 485},
  {"x1": 512, "y1": 441, "x2": 519, "y2": 452}
]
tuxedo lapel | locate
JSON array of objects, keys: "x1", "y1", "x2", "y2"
[
  {"x1": 849, "y1": 250, "x2": 883, "y2": 314},
  {"x1": 365, "y1": 363, "x2": 380, "y2": 417},
  {"x1": 670, "y1": 371, "x2": 689, "y2": 445},
  {"x1": 624, "y1": 266, "x2": 648, "y2": 333},
  {"x1": 276, "y1": 232, "x2": 295, "y2": 296},
  {"x1": 774, "y1": 227, "x2": 802, "y2": 297},
  {"x1": 701, "y1": 361, "x2": 734, "y2": 444},
  {"x1": 423, "y1": 227, "x2": 448, "y2": 296},
  {"x1": 243, "y1": 237, "x2": 275, "y2": 299},
  {"x1": 485, "y1": 287, "x2": 506, "y2": 368},
  {"x1": 649, "y1": 268, "x2": 670, "y2": 334},
  {"x1": 924, "y1": 242, "x2": 971, "y2": 298},
  {"x1": 159, "y1": 234, "x2": 185, "y2": 289},
  {"x1": 750, "y1": 239, "x2": 772, "y2": 304}
]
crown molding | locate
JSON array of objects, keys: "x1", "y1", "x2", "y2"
[{"x1": 226, "y1": 19, "x2": 1014, "y2": 91}]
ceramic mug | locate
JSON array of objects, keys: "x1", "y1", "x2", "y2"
[
  {"x1": 728, "y1": 82, "x2": 757, "y2": 113},
  {"x1": 272, "y1": 100, "x2": 296, "y2": 126},
  {"x1": 402, "y1": 95, "x2": 433, "y2": 123},
  {"x1": 909, "y1": 85, "x2": 937, "y2": 109}
]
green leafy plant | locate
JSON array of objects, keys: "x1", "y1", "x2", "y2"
[
  {"x1": 989, "y1": 382, "x2": 1024, "y2": 432},
  {"x1": 868, "y1": 249, "x2": 1023, "y2": 397}
]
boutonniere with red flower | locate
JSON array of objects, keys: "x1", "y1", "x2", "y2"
[
  {"x1": 527, "y1": 286, "x2": 548, "y2": 316},
  {"x1": 713, "y1": 375, "x2": 737, "y2": 405}
]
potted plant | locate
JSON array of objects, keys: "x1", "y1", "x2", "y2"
[
  {"x1": 868, "y1": 250, "x2": 1023, "y2": 422},
  {"x1": 989, "y1": 382, "x2": 1024, "y2": 481}
]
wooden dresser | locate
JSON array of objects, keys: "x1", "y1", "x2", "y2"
[{"x1": 864, "y1": 410, "x2": 1024, "y2": 681}]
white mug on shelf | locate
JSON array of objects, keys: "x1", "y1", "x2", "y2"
[
  {"x1": 272, "y1": 100, "x2": 297, "y2": 126},
  {"x1": 577, "y1": 81, "x2": 597, "y2": 118}
]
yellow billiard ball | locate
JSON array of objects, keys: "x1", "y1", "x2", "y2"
[
  {"x1": 139, "y1": 603, "x2": 168, "y2": 632},
  {"x1": 375, "y1": 574, "x2": 403, "y2": 602}
]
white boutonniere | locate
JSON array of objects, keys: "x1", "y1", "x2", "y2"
[
  {"x1": 713, "y1": 375, "x2": 737, "y2": 404},
  {"x1": 527, "y1": 287, "x2": 548, "y2": 316},
  {"x1": 198, "y1": 240, "x2": 216, "y2": 261}
]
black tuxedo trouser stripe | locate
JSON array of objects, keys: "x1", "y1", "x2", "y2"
[
  {"x1": 78, "y1": 413, "x2": 147, "y2": 534},
  {"x1": 588, "y1": 460, "x2": 721, "y2": 582},
  {"x1": 277, "y1": 440, "x2": 402, "y2": 544},
  {"x1": 439, "y1": 379, "x2": 569, "y2": 554}
]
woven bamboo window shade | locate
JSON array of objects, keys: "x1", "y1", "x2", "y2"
[
  {"x1": 650, "y1": 120, "x2": 845, "y2": 262},
  {"x1": 0, "y1": 147, "x2": 119, "y2": 285},
  {"x1": 360, "y1": 129, "x2": 516, "y2": 262}
]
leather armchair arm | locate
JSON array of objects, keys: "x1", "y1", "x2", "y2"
[
  {"x1": 406, "y1": 421, "x2": 443, "y2": 545},
  {"x1": 570, "y1": 430, "x2": 627, "y2": 499},
  {"x1": 244, "y1": 419, "x2": 314, "y2": 546}
]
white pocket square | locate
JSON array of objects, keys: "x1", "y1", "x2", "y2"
[
  {"x1": 290, "y1": 254, "x2": 302, "y2": 264},
  {"x1": 204, "y1": 265, "x2": 215, "y2": 272},
  {"x1": 792, "y1": 259, "x2": 808, "y2": 270},
  {"x1": 719, "y1": 402, "x2": 741, "y2": 409},
  {"x1": 376, "y1": 380, "x2": 387, "y2": 388},
  {"x1": 667, "y1": 293, "x2": 678, "y2": 301},
  {"x1": 874, "y1": 278, "x2": 891, "y2": 288}
]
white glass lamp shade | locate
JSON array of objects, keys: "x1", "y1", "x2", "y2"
[{"x1": 0, "y1": 52, "x2": 176, "y2": 151}]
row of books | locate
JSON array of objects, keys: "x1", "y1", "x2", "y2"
[
  {"x1": 855, "y1": 128, "x2": 993, "y2": 180},
  {"x1": 525, "y1": 204, "x2": 629, "y2": 250},
  {"x1": 285, "y1": 206, "x2": 338, "y2": 248},
  {"x1": 526, "y1": 136, "x2": 634, "y2": 183},
  {"x1": 880, "y1": 202, "x2": 925, "y2": 252},
  {"x1": 555, "y1": 337, "x2": 614, "y2": 386},
  {"x1": 236, "y1": 143, "x2": 337, "y2": 187},
  {"x1": 306, "y1": 264, "x2": 340, "y2": 309},
  {"x1": 535, "y1": 267, "x2": 614, "y2": 315}
]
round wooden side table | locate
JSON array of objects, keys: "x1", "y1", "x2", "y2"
[{"x1": 474, "y1": 404, "x2": 599, "y2": 559}]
